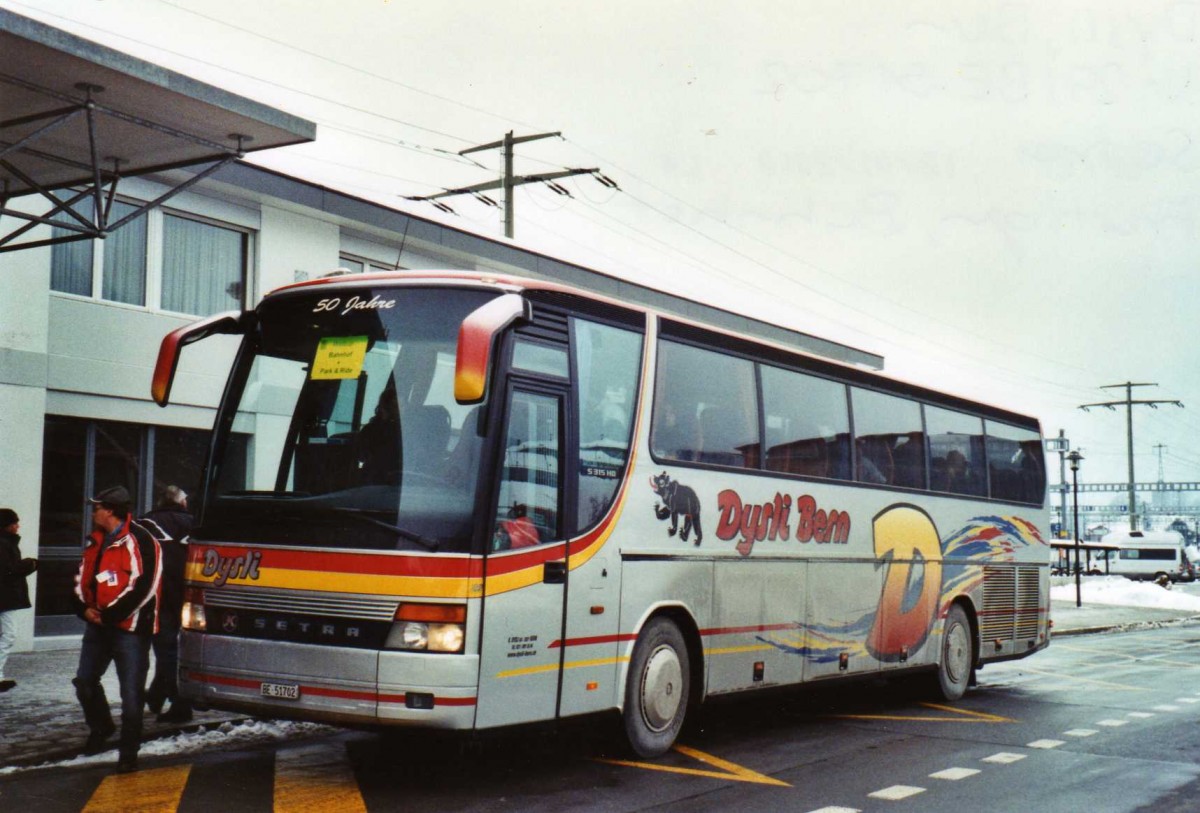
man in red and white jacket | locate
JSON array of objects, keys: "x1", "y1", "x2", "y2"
[{"x1": 73, "y1": 485, "x2": 162, "y2": 773}]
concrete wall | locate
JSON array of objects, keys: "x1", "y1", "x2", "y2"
[{"x1": 0, "y1": 224, "x2": 49, "y2": 652}]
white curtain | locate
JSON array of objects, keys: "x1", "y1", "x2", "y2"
[
  {"x1": 50, "y1": 197, "x2": 94, "y2": 296},
  {"x1": 101, "y1": 201, "x2": 147, "y2": 305},
  {"x1": 162, "y1": 214, "x2": 245, "y2": 316}
]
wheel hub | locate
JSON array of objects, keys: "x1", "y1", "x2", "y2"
[
  {"x1": 640, "y1": 644, "x2": 683, "y2": 732},
  {"x1": 944, "y1": 621, "x2": 969, "y2": 684}
]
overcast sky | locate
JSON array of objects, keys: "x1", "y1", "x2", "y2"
[{"x1": 8, "y1": 0, "x2": 1200, "y2": 493}]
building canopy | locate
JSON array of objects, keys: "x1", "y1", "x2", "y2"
[{"x1": 0, "y1": 8, "x2": 315, "y2": 253}]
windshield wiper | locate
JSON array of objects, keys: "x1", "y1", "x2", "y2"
[{"x1": 330, "y1": 507, "x2": 439, "y2": 551}]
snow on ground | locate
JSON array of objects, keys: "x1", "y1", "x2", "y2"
[
  {"x1": 1051, "y1": 575, "x2": 1200, "y2": 611},
  {"x1": 0, "y1": 719, "x2": 336, "y2": 776}
]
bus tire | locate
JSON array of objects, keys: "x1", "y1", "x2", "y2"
[
  {"x1": 623, "y1": 617, "x2": 690, "y2": 758},
  {"x1": 934, "y1": 604, "x2": 973, "y2": 701}
]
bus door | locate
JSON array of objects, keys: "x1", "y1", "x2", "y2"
[{"x1": 475, "y1": 382, "x2": 570, "y2": 728}]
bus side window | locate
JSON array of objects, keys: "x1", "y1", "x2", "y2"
[
  {"x1": 850, "y1": 387, "x2": 921, "y2": 487},
  {"x1": 651, "y1": 339, "x2": 757, "y2": 469},
  {"x1": 926, "y1": 406, "x2": 985, "y2": 496},
  {"x1": 493, "y1": 391, "x2": 560, "y2": 550},
  {"x1": 574, "y1": 319, "x2": 643, "y2": 530}
]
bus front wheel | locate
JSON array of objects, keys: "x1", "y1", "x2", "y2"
[
  {"x1": 935, "y1": 604, "x2": 974, "y2": 701},
  {"x1": 623, "y1": 617, "x2": 690, "y2": 758}
]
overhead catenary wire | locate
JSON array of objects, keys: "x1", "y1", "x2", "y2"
[
  {"x1": 3, "y1": 0, "x2": 494, "y2": 150},
  {"x1": 12, "y1": 0, "x2": 1156, "y2": 407},
  {"x1": 9, "y1": 0, "x2": 1196, "y2": 472}
]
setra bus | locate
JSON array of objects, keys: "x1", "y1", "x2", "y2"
[{"x1": 152, "y1": 270, "x2": 1050, "y2": 757}]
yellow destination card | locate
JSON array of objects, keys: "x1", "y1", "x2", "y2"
[{"x1": 311, "y1": 335, "x2": 368, "y2": 380}]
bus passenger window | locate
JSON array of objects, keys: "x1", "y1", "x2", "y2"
[
  {"x1": 651, "y1": 340, "x2": 757, "y2": 469},
  {"x1": 762, "y1": 365, "x2": 850, "y2": 480},
  {"x1": 927, "y1": 406, "x2": 985, "y2": 496},
  {"x1": 850, "y1": 387, "x2": 922, "y2": 487},
  {"x1": 984, "y1": 420, "x2": 1045, "y2": 504}
]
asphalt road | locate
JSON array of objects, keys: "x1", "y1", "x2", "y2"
[{"x1": 3, "y1": 623, "x2": 1198, "y2": 813}]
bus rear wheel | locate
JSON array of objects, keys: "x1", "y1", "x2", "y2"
[
  {"x1": 934, "y1": 604, "x2": 973, "y2": 701},
  {"x1": 623, "y1": 617, "x2": 690, "y2": 758}
]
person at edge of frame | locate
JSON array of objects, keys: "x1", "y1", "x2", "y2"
[{"x1": 0, "y1": 507, "x2": 38, "y2": 692}]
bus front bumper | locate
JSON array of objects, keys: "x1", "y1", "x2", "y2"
[{"x1": 179, "y1": 631, "x2": 480, "y2": 730}]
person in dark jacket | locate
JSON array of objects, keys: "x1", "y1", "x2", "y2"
[
  {"x1": 0, "y1": 507, "x2": 37, "y2": 692},
  {"x1": 74, "y1": 486, "x2": 162, "y2": 773},
  {"x1": 138, "y1": 485, "x2": 194, "y2": 723}
]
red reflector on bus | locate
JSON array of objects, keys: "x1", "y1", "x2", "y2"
[{"x1": 396, "y1": 603, "x2": 466, "y2": 623}]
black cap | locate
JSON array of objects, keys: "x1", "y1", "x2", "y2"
[{"x1": 88, "y1": 486, "x2": 132, "y2": 514}]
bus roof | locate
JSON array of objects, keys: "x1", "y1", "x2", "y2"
[{"x1": 268, "y1": 269, "x2": 1041, "y2": 431}]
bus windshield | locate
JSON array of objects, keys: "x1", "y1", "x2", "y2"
[{"x1": 201, "y1": 285, "x2": 499, "y2": 553}]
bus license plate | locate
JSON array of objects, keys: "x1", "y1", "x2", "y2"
[{"x1": 261, "y1": 681, "x2": 300, "y2": 700}]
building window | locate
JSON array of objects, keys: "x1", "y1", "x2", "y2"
[
  {"x1": 49, "y1": 194, "x2": 249, "y2": 316},
  {"x1": 50, "y1": 197, "x2": 149, "y2": 304},
  {"x1": 162, "y1": 213, "x2": 246, "y2": 316},
  {"x1": 339, "y1": 253, "x2": 400, "y2": 274},
  {"x1": 34, "y1": 417, "x2": 233, "y2": 636},
  {"x1": 102, "y1": 200, "x2": 148, "y2": 305},
  {"x1": 49, "y1": 229, "x2": 92, "y2": 296}
]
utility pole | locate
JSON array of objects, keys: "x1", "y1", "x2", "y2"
[
  {"x1": 1153, "y1": 443, "x2": 1167, "y2": 483},
  {"x1": 404, "y1": 131, "x2": 614, "y2": 239},
  {"x1": 1079, "y1": 382, "x2": 1183, "y2": 533}
]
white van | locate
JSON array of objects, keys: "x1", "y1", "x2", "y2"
[{"x1": 1099, "y1": 530, "x2": 1196, "y2": 583}]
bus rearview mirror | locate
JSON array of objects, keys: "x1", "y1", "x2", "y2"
[
  {"x1": 455, "y1": 294, "x2": 529, "y2": 404},
  {"x1": 151, "y1": 310, "x2": 247, "y2": 407}
]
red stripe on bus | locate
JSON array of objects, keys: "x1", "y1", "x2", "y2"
[
  {"x1": 548, "y1": 633, "x2": 639, "y2": 649},
  {"x1": 185, "y1": 670, "x2": 476, "y2": 706},
  {"x1": 187, "y1": 546, "x2": 483, "y2": 579}
]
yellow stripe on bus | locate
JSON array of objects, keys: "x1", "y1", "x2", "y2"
[
  {"x1": 704, "y1": 644, "x2": 778, "y2": 656},
  {"x1": 184, "y1": 479, "x2": 631, "y2": 601},
  {"x1": 186, "y1": 564, "x2": 479, "y2": 599},
  {"x1": 496, "y1": 655, "x2": 630, "y2": 679}
]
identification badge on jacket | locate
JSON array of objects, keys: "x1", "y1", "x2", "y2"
[{"x1": 97, "y1": 570, "x2": 119, "y2": 586}]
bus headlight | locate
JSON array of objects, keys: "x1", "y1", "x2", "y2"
[
  {"x1": 385, "y1": 603, "x2": 466, "y2": 653},
  {"x1": 182, "y1": 600, "x2": 206, "y2": 631}
]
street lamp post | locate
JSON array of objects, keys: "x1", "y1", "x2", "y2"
[{"x1": 1067, "y1": 450, "x2": 1084, "y2": 608}]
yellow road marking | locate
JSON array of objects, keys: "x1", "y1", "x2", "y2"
[
  {"x1": 83, "y1": 764, "x2": 191, "y2": 813},
  {"x1": 1054, "y1": 643, "x2": 1199, "y2": 669},
  {"x1": 1016, "y1": 664, "x2": 1146, "y2": 690},
  {"x1": 834, "y1": 702, "x2": 1015, "y2": 724},
  {"x1": 597, "y1": 744, "x2": 790, "y2": 786},
  {"x1": 274, "y1": 742, "x2": 367, "y2": 813}
]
